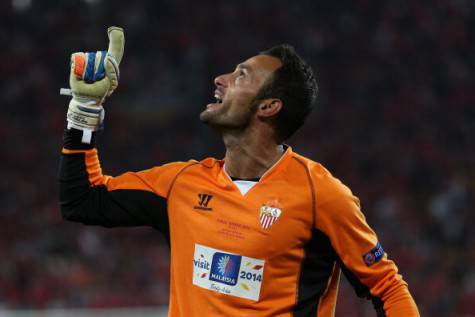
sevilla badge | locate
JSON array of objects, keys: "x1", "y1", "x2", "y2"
[{"x1": 259, "y1": 199, "x2": 282, "y2": 230}]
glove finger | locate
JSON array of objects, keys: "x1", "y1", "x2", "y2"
[
  {"x1": 104, "y1": 55, "x2": 119, "y2": 95},
  {"x1": 72, "y1": 51, "x2": 107, "y2": 84},
  {"x1": 71, "y1": 53, "x2": 86, "y2": 80},
  {"x1": 107, "y1": 26, "x2": 124, "y2": 65},
  {"x1": 92, "y1": 51, "x2": 107, "y2": 81},
  {"x1": 83, "y1": 52, "x2": 97, "y2": 83}
]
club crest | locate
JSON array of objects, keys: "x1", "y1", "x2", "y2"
[{"x1": 259, "y1": 199, "x2": 282, "y2": 229}]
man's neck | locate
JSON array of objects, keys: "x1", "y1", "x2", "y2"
[{"x1": 222, "y1": 128, "x2": 284, "y2": 179}]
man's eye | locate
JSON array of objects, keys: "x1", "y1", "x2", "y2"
[{"x1": 239, "y1": 70, "x2": 245, "y2": 77}]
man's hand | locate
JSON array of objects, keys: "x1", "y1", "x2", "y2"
[{"x1": 62, "y1": 26, "x2": 125, "y2": 143}]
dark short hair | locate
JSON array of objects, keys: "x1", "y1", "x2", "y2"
[{"x1": 255, "y1": 44, "x2": 318, "y2": 142}]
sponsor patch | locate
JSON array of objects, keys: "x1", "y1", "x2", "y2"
[
  {"x1": 193, "y1": 244, "x2": 264, "y2": 301},
  {"x1": 210, "y1": 252, "x2": 241, "y2": 286},
  {"x1": 362, "y1": 242, "x2": 385, "y2": 266}
]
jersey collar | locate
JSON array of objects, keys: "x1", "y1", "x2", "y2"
[{"x1": 218, "y1": 145, "x2": 294, "y2": 192}]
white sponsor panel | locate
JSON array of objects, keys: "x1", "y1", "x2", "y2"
[{"x1": 192, "y1": 244, "x2": 265, "y2": 301}]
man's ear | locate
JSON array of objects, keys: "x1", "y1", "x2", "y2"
[{"x1": 256, "y1": 99, "x2": 282, "y2": 118}]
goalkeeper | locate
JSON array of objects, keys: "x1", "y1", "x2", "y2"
[{"x1": 58, "y1": 27, "x2": 420, "y2": 316}]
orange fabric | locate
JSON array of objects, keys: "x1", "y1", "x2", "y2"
[
  {"x1": 62, "y1": 148, "x2": 111, "y2": 186},
  {"x1": 73, "y1": 53, "x2": 86, "y2": 78},
  {"x1": 63, "y1": 148, "x2": 190, "y2": 194},
  {"x1": 63, "y1": 146, "x2": 419, "y2": 316},
  {"x1": 62, "y1": 148, "x2": 89, "y2": 154},
  {"x1": 309, "y1": 158, "x2": 420, "y2": 317}
]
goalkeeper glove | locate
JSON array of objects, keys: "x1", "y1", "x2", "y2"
[{"x1": 61, "y1": 26, "x2": 125, "y2": 143}]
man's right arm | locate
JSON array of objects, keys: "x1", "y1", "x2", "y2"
[
  {"x1": 58, "y1": 27, "x2": 189, "y2": 234},
  {"x1": 59, "y1": 128, "x2": 188, "y2": 234}
]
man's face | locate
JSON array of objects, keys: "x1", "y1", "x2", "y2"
[{"x1": 200, "y1": 54, "x2": 282, "y2": 131}]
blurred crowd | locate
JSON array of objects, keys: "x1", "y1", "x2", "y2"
[{"x1": 1, "y1": 0, "x2": 474, "y2": 316}]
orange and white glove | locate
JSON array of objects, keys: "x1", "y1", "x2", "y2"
[{"x1": 60, "y1": 26, "x2": 124, "y2": 143}]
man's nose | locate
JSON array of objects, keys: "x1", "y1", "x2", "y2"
[{"x1": 214, "y1": 74, "x2": 228, "y2": 88}]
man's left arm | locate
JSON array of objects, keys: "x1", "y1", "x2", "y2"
[{"x1": 313, "y1": 166, "x2": 420, "y2": 316}]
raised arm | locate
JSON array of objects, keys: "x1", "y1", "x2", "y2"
[
  {"x1": 59, "y1": 128, "x2": 187, "y2": 233},
  {"x1": 58, "y1": 27, "x2": 188, "y2": 234}
]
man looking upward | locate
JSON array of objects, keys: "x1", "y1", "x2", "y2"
[{"x1": 59, "y1": 27, "x2": 420, "y2": 316}]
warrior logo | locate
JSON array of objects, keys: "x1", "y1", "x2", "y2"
[{"x1": 194, "y1": 193, "x2": 213, "y2": 211}]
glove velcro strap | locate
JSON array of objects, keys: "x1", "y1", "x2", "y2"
[{"x1": 67, "y1": 99, "x2": 103, "y2": 131}]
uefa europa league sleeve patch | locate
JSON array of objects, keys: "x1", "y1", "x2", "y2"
[{"x1": 362, "y1": 242, "x2": 385, "y2": 267}]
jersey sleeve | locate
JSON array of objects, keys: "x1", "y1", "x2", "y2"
[
  {"x1": 58, "y1": 128, "x2": 190, "y2": 232},
  {"x1": 312, "y1": 165, "x2": 420, "y2": 316}
]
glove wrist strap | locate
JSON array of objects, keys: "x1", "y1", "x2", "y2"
[{"x1": 66, "y1": 98, "x2": 104, "y2": 144}]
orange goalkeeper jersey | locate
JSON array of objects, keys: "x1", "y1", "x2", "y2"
[{"x1": 59, "y1": 135, "x2": 419, "y2": 316}]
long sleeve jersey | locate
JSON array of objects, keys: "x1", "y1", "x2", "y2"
[{"x1": 58, "y1": 129, "x2": 419, "y2": 317}]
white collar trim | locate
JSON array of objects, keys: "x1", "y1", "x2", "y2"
[{"x1": 232, "y1": 180, "x2": 259, "y2": 195}]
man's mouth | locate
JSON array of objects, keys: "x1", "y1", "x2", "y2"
[
  {"x1": 206, "y1": 92, "x2": 224, "y2": 110},
  {"x1": 214, "y1": 93, "x2": 223, "y2": 104}
]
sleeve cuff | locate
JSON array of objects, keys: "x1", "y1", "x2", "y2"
[{"x1": 63, "y1": 128, "x2": 97, "y2": 150}]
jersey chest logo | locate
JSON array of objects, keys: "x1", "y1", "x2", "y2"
[
  {"x1": 259, "y1": 199, "x2": 282, "y2": 230},
  {"x1": 194, "y1": 193, "x2": 213, "y2": 211}
]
